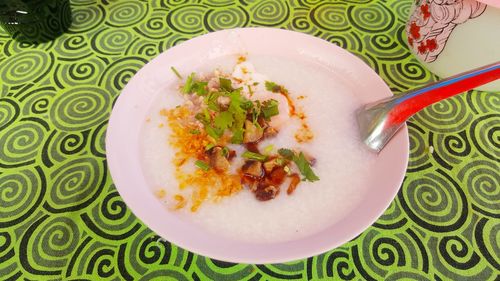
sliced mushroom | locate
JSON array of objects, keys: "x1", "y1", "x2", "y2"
[
  {"x1": 255, "y1": 183, "x2": 280, "y2": 201},
  {"x1": 263, "y1": 158, "x2": 278, "y2": 173},
  {"x1": 268, "y1": 167, "x2": 287, "y2": 186},
  {"x1": 287, "y1": 173, "x2": 301, "y2": 195},
  {"x1": 208, "y1": 146, "x2": 230, "y2": 172},
  {"x1": 243, "y1": 120, "x2": 263, "y2": 143},
  {"x1": 264, "y1": 126, "x2": 278, "y2": 138},
  {"x1": 241, "y1": 160, "x2": 263, "y2": 179}
]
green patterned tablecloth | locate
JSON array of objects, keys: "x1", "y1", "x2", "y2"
[{"x1": 1, "y1": 0, "x2": 499, "y2": 280}]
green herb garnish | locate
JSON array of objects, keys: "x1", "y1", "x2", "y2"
[
  {"x1": 182, "y1": 73, "x2": 196, "y2": 94},
  {"x1": 230, "y1": 128, "x2": 244, "y2": 144},
  {"x1": 189, "y1": 129, "x2": 200, "y2": 135},
  {"x1": 294, "y1": 152, "x2": 319, "y2": 182},
  {"x1": 263, "y1": 144, "x2": 274, "y2": 154},
  {"x1": 278, "y1": 149, "x2": 319, "y2": 182},
  {"x1": 214, "y1": 111, "x2": 234, "y2": 131},
  {"x1": 195, "y1": 160, "x2": 210, "y2": 171},
  {"x1": 261, "y1": 99, "x2": 279, "y2": 120},
  {"x1": 205, "y1": 125, "x2": 223, "y2": 139},
  {"x1": 205, "y1": 143, "x2": 216, "y2": 151},
  {"x1": 278, "y1": 148, "x2": 295, "y2": 160},
  {"x1": 242, "y1": 151, "x2": 268, "y2": 162},
  {"x1": 219, "y1": 77, "x2": 233, "y2": 92},
  {"x1": 247, "y1": 85, "x2": 254, "y2": 96},
  {"x1": 192, "y1": 81, "x2": 208, "y2": 96},
  {"x1": 265, "y1": 81, "x2": 283, "y2": 93},
  {"x1": 171, "y1": 66, "x2": 182, "y2": 79}
]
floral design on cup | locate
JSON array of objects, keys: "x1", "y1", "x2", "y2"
[{"x1": 406, "y1": 0, "x2": 486, "y2": 62}]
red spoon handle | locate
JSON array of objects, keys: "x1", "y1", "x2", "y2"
[{"x1": 389, "y1": 61, "x2": 500, "y2": 123}]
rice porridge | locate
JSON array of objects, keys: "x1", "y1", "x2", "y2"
[{"x1": 140, "y1": 54, "x2": 377, "y2": 243}]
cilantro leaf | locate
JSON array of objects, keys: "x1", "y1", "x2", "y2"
[
  {"x1": 278, "y1": 148, "x2": 295, "y2": 160},
  {"x1": 265, "y1": 81, "x2": 283, "y2": 93},
  {"x1": 261, "y1": 99, "x2": 279, "y2": 120},
  {"x1": 294, "y1": 152, "x2": 319, "y2": 182},
  {"x1": 214, "y1": 111, "x2": 234, "y2": 131},
  {"x1": 192, "y1": 81, "x2": 208, "y2": 96},
  {"x1": 182, "y1": 73, "x2": 196, "y2": 94},
  {"x1": 230, "y1": 128, "x2": 244, "y2": 144},
  {"x1": 205, "y1": 125, "x2": 223, "y2": 139},
  {"x1": 277, "y1": 149, "x2": 319, "y2": 181},
  {"x1": 206, "y1": 92, "x2": 222, "y2": 112},
  {"x1": 189, "y1": 129, "x2": 200, "y2": 135},
  {"x1": 219, "y1": 77, "x2": 233, "y2": 92}
]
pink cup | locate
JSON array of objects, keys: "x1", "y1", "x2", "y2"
[{"x1": 406, "y1": 0, "x2": 500, "y2": 91}]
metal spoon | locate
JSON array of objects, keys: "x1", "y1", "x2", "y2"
[{"x1": 357, "y1": 61, "x2": 500, "y2": 153}]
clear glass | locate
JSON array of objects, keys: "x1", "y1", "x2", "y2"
[{"x1": 0, "y1": 0, "x2": 72, "y2": 43}]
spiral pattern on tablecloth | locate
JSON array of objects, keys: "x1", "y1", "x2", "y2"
[
  {"x1": 69, "y1": 5, "x2": 105, "y2": 33},
  {"x1": 72, "y1": 241, "x2": 116, "y2": 278},
  {"x1": 0, "y1": 0, "x2": 498, "y2": 279},
  {"x1": 167, "y1": 5, "x2": 207, "y2": 34},
  {"x1": 407, "y1": 122, "x2": 432, "y2": 172},
  {"x1": 413, "y1": 95, "x2": 473, "y2": 133},
  {"x1": 287, "y1": 9, "x2": 318, "y2": 35},
  {"x1": 54, "y1": 35, "x2": 92, "y2": 60},
  {"x1": 347, "y1": 3, "x2": 395, "y2": 33},
  {"x1": 204, "y1": 7, "x2": 249, "y2": 31},
  {"x1": 21, "y1": 87, "x2": 56, "y2": 116},
  {"x1": 368, "y1": 33, "x2": 410, "y2": 61},
  {"x1": 399, "y1": 170, "x2": 467, "y2": 232},
  {"x1": 353, "y1": 229, "x2": 428, "y2": 280},
  {"x1": 90, "y1": 121, "x2": 108, "y2": 157},
  {"x1": 98, "y1": 57, "x2": 149, "y2": 93},
  {"x1": 90, "y1": 28, "x2": 134, "y2": 56},
  {"x1": 474, "y1": 218, "x2": 500, "y2": 271},
  {"x1": 0, "y1": 98, "x2": 19, "y2": 130},
  {"x1": 430, "y1": 131, "x2": 471, "y2": 169},
  {"x1": 50, "y1": 86, "x2": 111, "y2": 131},
  {"x1": 46, "y1": 157, "x2": 102, "y2": 212},
  {"x1": 310, "y1": 2, "x2": 351, "y2": 32},
  {"x1": 389, "y1": 0, "x2": 412, "y2": 23},
  {"x1": 125, "y1": 39, "x2": 159, "y2": 59},
  {"x1": 374, "y1": 199, "x2": 408, "y2": 230},
  {"x1": 250, "y1": 0, "x2": 289, "y2": 27},
  {"x1": 467, "y1": 90, "x2": 500, "y2": 114},
  {"x1": 134, "y1": 10, "x2": 170, "y2": 40},
  {"x1": 0, "y1": 51, "x2": 52, "y2": 85},
  {"x1": 124, "y1": 229, "x2": 174, "y2": 275},
  {"x1": 321, "y1": 249, "x2": 356, "y2": 279},
  {"x1": 322, "y1": 31, "x2": 363, "y2": 53},
  {"x1": 469, "y1": 114, "x2": 500, "y2": 161},
  {"x1": 458, "y1": 160, "x2": 500, "y2": 218},
  {"x1": 382, "y1": 62, "x2": 434, "y2": 90},
  {"x1": 56, "y1": 58, "x2": 106, "y2": 86},
  {"x1": 427, "y1": 235, "x2": 493, "y2": 279},
  {"x1": 0, "y1": 168, "x2": 44, "y2": 227},
  {"x1": 107, "y1": 1, "x2": 148, "y2": 28},
  {"x1": 20, "y1": 215, "x2": 80, "y2": 276},
  {"x1": 204, "y1": 0, "x2": 234, "y2": 7},
  {"x1": 81, "y1": 187, "x2": 141, "y2": 241},
  {"x1": 164, "y1": 0, "x2": 190, "y2": 7},
  {"x1": 0, "y1": 120, "x2": 46, "y2": 167}
]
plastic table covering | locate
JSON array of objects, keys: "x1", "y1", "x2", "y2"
[{"x1": 0, "y1": 0, "x2": 499, "y2": 280}]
